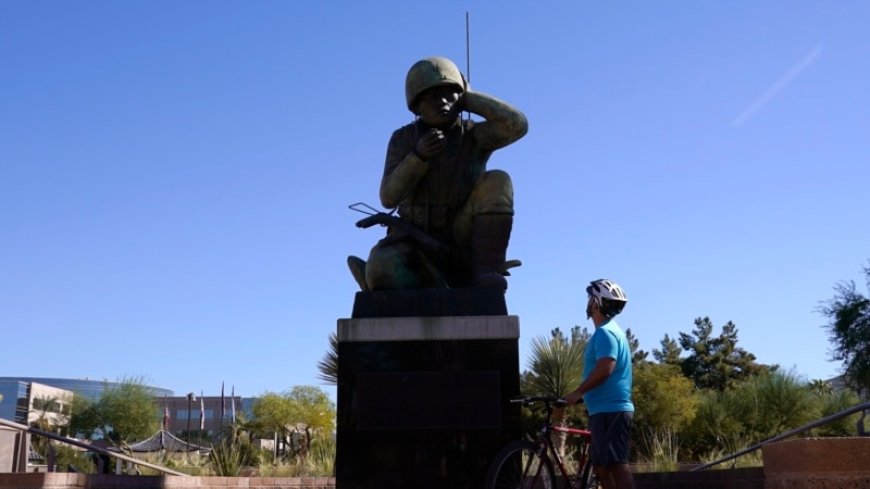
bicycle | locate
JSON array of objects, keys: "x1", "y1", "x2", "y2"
[{"x1": 485, "y1": 396, "x2": 600, "y2": 489}]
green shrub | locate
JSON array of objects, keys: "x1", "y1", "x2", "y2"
[
  {"x1": 811, "y1": 389, "x2": 861, "y2": 437},
  {"x1": 54, "y1": 445, "x2": 97, "y2": 474}
]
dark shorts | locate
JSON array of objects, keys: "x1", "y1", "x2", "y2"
[{"x1": 589, "y1": 411, "x2": 633, "y2": 466}]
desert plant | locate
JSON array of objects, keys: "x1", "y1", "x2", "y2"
[
  {"x1": 638, "y1": 429, "x2": 680, "y2": 472},
  {"x1": 306, "y1": 436, "x2": 335, "y2": 476},
  {"x1": 209, "y1": 438, "x2": 251, "y2": 476}
]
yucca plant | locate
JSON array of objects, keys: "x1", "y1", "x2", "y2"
[{"x1": 209, "y1": 438, "x2": 250, "y2": 476}]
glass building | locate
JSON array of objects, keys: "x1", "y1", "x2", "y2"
[
  {"x1": 0, "y1": 377, "x2": 173, "y2": 402},
  {"x1": 0, "y1": 380, "x2": 30, "y2": 423}
]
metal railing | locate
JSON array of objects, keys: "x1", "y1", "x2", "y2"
[
  {"x1": 0, "y1": 417, "x2": 187, "y2": 476},
  {"x1": 689, "y1": 400, "x2": 870, "y2": 471}
]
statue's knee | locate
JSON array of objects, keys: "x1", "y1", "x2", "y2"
[
  {"x1": 485, "y1": 169, "x2": 512, "y2": 188},
  {"x1": 473, "y1": 170, "x2": 514, "y2": 215}
]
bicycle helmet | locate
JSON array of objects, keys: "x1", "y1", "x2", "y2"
[{"x1": 586, "y1": 279, "x2": 627, "y2": 318}]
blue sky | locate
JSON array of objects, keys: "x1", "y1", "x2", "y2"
[{"x1": 2, "y1": 2, "x2": 868, "y2": 401}]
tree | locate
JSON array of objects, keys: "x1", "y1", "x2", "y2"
[
  {"x1": 820, "y1": 262, "x2": 870, "y2": 393},
  {"x1": 286, "y1": 386, "x2": 335, "y2": 458},
  {"x1": 677, "y1": 317, "x2": 766, "y2": 391},
  {"x1": 97, "y1": 378, "x2": 160, "y2": 444},
  {"x1": 67, "y1": 394, "x2": 101, "y2": 439},
  {"x1": 521, "y1": 326, "x2": 589, "y2": 398},
  {"x1": 251, "y1": 392, "x2": 294, "y2": 460},
  {"x1": 64, "y1": 378, "x2": 159, "y2": 444},
  {"x1": 251, "y1": 386, "x2": 335, "y2": 461},
  {"x1": 652, "y1": 334, "x2": 682, "y2": 366},
  {"x1": 633, "y1": 363, "x2": 698, "y2": 434},
  {"x1": 317, "y1": 332, "x2": 338, "y2": 386},
  {"x1": 631, "y1": 363, "x2": 698, "y2": 462}
]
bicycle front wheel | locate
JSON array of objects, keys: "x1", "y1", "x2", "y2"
[{"x1": 485, "y1": 440, "x2": 556, "y2": 489}]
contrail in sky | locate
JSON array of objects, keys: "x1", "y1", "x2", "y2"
[{"x1": 732, "y1": 46, "x2": 823, "y2": 126}]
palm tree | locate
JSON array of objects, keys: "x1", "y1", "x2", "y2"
[
  {"x1": 522, "y1": 326, "x2": 588, "y2": 398},
  {"x1": 317, "y1": 332, "x2": 338, "y2": 385},
  {"x1": 29, "y1": 395, "x2": 62, "y2": 458},
  {"x1": 807, "y1": 379, "x2": 833, "y2": 398}
]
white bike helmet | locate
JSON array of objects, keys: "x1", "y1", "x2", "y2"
[{"x1": 586, "y1": 279, "x2": 627, "y2": 318}]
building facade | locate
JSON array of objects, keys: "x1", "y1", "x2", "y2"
[
  {"x1": 0, "y1": 380, "x2": 73, "y2": 430},
  {"x1": 159, "y1": 395, "x2": 245, "y2": 438}
]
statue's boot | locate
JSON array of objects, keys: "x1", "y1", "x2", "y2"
[
  {"x1": 347, "y1": 255, "x2": 369, "y2": 292},
  {"x1": 471, "y1": 213, "x2": 513, "y2": 290}
]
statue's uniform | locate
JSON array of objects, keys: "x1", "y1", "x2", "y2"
[{"x1": 366, "y1": 118, "x2": 514, "y2": 290}]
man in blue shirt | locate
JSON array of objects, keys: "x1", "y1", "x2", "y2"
[{"x1": 565, "y1": 279, "x2": 634, "y2": 489}]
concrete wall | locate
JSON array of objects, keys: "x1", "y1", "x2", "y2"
[
  {"x1": 0, "y1": 430, "x2": 16, "y2": 473},
  {"x1": 0, "y1": 473, "x2": 336, "y2": 489},
  {"x1": 0, "y1": 428, "x2": 27, "y2": 473},
  {"x1": 634, "y1": 467, "x2": 764, "y2": 489},
  {"x1": 0, "y1": 470, "x2": 768, "y2": 489},
  {"x1": 763, "y1": 437, "x2": 870, "y2": 489}
]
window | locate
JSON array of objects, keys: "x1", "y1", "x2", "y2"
[{"x1": 176, "y1": 409, "x2": 215, "y2": 419}]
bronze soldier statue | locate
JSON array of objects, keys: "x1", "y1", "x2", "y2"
[{"x1": 349, "y1": 56, "x2": 528, "y2": 291}]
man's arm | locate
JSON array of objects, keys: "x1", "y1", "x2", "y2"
[
  {"x1": 564, "y1": 357, "x2": 616, "y2": 405},
  {"x1": 462, "y1": 90, "x2": 528, "y2": 151},
  {"x1": 379, "y1": 128, "x2": 428, "y2": 209}
]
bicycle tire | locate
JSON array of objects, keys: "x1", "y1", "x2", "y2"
[
  {"x1": 578, "y1": 458, "x2": 598, "y2": 489},
  {"x1": 485, "y1": 440, "x2": 557, "y2": 489}
]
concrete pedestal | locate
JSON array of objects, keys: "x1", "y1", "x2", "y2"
[{"x1": 335, "y1": 308, "x2": 521, "y2": 489}]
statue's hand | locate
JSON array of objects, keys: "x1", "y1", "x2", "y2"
[
  {"x1": 414, "y1": 128, "x2": 446, "y2": 161},
  {"x1": 447, "y1": 91, "x2": 466, "y2": 120}
]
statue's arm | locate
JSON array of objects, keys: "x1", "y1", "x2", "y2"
[
  {"x1": 379, "y1": 129, "x2": 428, "y2": 209},
  {"x1": 462, "y1": 90, "x2": 528, "y2": 151}
]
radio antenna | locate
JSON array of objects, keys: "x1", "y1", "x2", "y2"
[
  {"x1": 465, "y1": 11, "x2": 471, "y2": 122},
  {"x1": 465, "y1": 12, "x2": 471, "y2": 85}
]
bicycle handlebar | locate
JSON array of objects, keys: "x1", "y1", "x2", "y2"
[{"x1": 509, "y1": 396, "x2": 581, "y2": 408}]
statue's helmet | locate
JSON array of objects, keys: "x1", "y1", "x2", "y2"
[{"x1": 405, "y1": 57, "x2": 466, "y2": 112}]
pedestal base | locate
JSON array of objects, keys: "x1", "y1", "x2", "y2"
[{"x1": 335, "y1": 314, "x2": 521, "y2": 489}]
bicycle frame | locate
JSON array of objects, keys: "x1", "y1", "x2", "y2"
[
  {"x1": 534, "y1": 412, "x2": 592, "y2": 486},
  {"x1": 551, "y1": 424, "x2": 593, "y2": 482},
  {"x1": 507, "y1": 397, "x2": 595, "y2": 489}
]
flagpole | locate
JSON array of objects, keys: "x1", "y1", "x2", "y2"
[
  {"x1": 231, "y1": 385, "x2": 236, "y2": 424},
  {"x1": 219, "y1": 382, "x2": 225, "y2": 439},
  {"x1": 185, "y1": 392, "x2": 195, "y2": 448}
]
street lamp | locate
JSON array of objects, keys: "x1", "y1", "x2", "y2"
[{"x1": 186, "y1": 392, "x2": 196, "y2": 447}]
